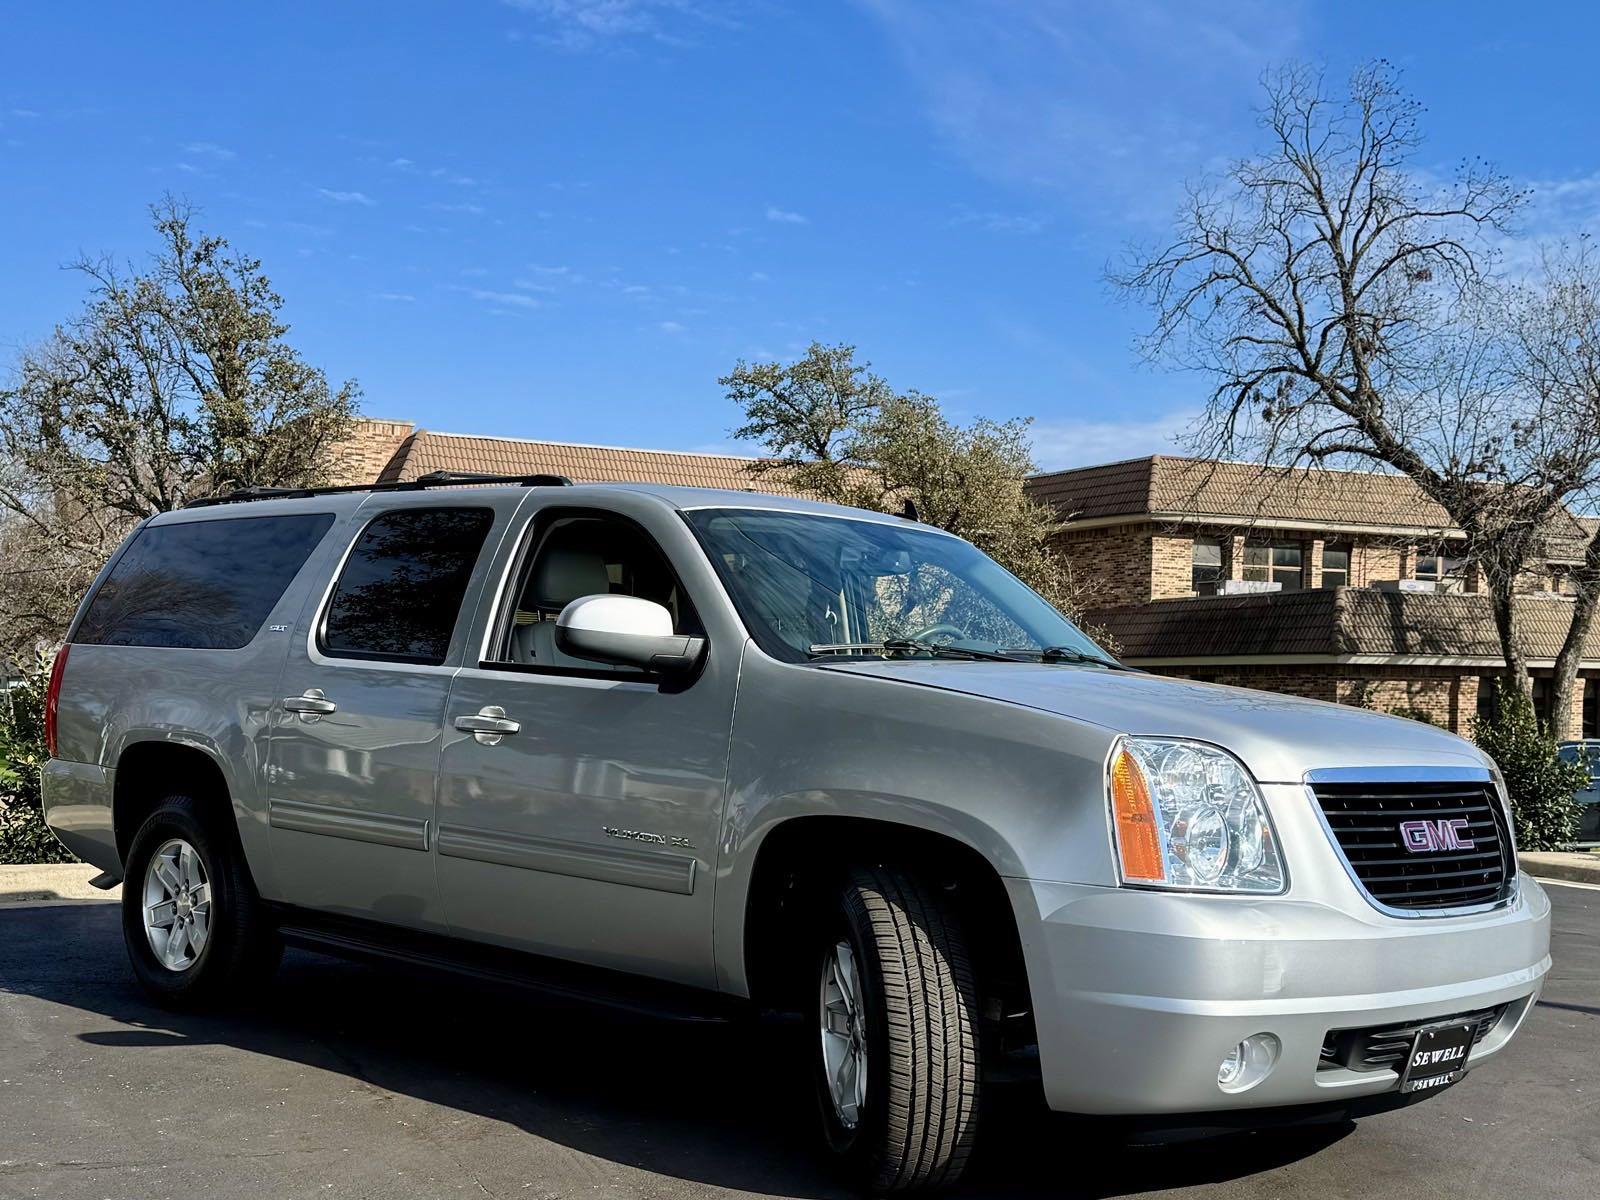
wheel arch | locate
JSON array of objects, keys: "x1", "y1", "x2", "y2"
[
  {"x1": 734, "y1": 813, "x2": 1034, "y2": 1043},
  {"x1": 113, "y1": 738, "x2": 242, "y2": 868}
]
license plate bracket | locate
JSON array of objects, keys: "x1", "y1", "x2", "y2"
[{"x1": 1398, "y1": 1021, "x2": 1475, "y2": 1095}]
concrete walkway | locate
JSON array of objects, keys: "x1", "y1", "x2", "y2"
[{"x1": 0, "y1": 862, "x2": 118, "y2": 904}]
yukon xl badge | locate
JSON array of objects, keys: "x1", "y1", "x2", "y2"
[{"x1": 603, "y1": 826, "x2": 693, "y2": 849}]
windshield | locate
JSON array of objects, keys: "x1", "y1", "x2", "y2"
[{"x1": 684, "y1": 507, "x2": 1111, "y2": 665}]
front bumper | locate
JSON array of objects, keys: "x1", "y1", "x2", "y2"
[{"x1": 1008, "y1": 874, "x2": 1551, "y2": 1116}]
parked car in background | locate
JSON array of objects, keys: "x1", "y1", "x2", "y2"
[
  {"x1": 1557, "y1": 741, "x2": 1600, "y2": 846},
  {"x1": 41, "y1": 474, "x2": 1551, "y2": 1193}
]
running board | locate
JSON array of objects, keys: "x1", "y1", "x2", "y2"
[{"x1": 269, "y1": 906, "x2": 743, "y2": 1025}]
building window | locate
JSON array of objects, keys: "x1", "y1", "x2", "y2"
[
  {"x1": 1532, "y1": 677, "x2": 1555, "y2": 728},
  {"x1": 1321, "y1": 543, "x2": 1351, "y2": 589},
  {"x1": 1585, "y1": 679, "x2": 1597, "y2": 739},
  {"x1": 1191, "y1": 538, "x2": 1223, "y2": 592},
  {"x1": 1243, "y1": 540, "x2": 1302, "y2": 590},
  {"x1": 1416, "y1": 544, "x2": 1470, "y2": 592}
]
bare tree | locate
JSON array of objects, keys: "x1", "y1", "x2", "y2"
[
  {"x1": 1114, "y1": 61, "x2": 1600, "y2": 712},
  {"x1": 0, "y1": 198, "x2": 360, "y2": 658},
  {"x1": 1514, "y1": 242, "x2": 1600, "y2": 731}
]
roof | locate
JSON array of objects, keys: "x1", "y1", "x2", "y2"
[
  {"x1": 376, "y1": 430, "x2": 810, "y2": 496},
  {"x1": 1089, "y1": 587, "x2": 1600, "y2": 664},
  {"x1": 1028, "y1": 455, "x2": 1595, "y2": 552}
]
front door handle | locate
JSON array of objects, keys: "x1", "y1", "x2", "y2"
[
  {"x1": 283, "y1": 689, "x2": 337, "y2": 720},
  {"x1": 455, "y1": 705, "x2": 521, "y2": 745}
]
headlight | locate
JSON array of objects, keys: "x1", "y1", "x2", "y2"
[{"x1": 1107, "y1": 737, "x2": 1285, "y2": 893}]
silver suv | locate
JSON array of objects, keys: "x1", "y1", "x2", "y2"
[{"x1": 42, "y1": 474, "x2": 1551, "y2": 1192}]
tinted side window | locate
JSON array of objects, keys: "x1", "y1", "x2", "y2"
[
  {"x1": 322, "y1": 507, "x2": 494, "y2": 665},
  {"x1": 76, "y1": 514, "x2": 335, "y2": 649}
]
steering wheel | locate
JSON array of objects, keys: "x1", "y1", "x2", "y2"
[{"x1": 906, "y1": 622, "x2": 967, "y2": 645}]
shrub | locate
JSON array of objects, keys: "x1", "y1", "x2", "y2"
[
  {"x1": 1472, "y1": 681, "x2": 1588, "y2": 851},
  {"x1": 0, "y1": 659, "x2": 74, "y2": 864}
]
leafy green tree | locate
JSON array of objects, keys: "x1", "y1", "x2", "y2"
[
  {"x1": 722, "y1": 342, "x2": 1105, "y2": 624},
  {"x1": 1472, "y1": 682, "x2": 1587, "y2": 851},
  {"x1": 0, "y1": 660, "x2": 72, "y2": 864},
  {"x1": 0, "y1": 198, "x2": 360, "y2": 658}
]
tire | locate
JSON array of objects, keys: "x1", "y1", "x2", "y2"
[
  {"x1": 812, "y1": 865, "x2": 981, "y2": 1193},
  {"x1": 121, "y1": 793, "x2": 281, "y2": 1007}
]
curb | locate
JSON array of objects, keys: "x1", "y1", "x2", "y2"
[
  {"x1": 0, "y1": 862, "x2": 119, "y2": 904},
  {"x1": 1519, "y1": 851, "x2": 1600, "y2": 886}
]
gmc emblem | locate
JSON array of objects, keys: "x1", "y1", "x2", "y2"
[{"x1": 1399, "y1": 817, "x2": 1475, "y2": 853}]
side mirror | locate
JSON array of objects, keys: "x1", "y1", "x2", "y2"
[{"x1": 554, "y1": 595, "x2": 706, "y2": 677}]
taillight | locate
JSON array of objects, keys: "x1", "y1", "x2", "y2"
[{"x1": 44, "y1": 644, "x2": 70, "y2": 759}]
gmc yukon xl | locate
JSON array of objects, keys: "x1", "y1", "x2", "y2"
[{"x1": 41, "y1": 472, "x2": 1551, "y2": 1192}]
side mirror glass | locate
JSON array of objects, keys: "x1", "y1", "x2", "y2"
[{"x1": 554, "y1": 595, "x2": 706, "y2": 677}]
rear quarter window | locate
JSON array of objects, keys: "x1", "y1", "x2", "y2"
[
  {"x1": 76, "y1": 513, "x2": 336, "y2": 649},
  {"x1": 320, "y1": 506, "x2": 495, "y2": 665}
]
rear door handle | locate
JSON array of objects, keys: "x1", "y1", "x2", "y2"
[
  {"x1": 455, "y1": 706, "x2": 521, "y2": 744},
  {"x1": 283, "y1": 689, "x2": 337, "y2": 719}
]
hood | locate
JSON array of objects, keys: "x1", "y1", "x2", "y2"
[{"x1": 817, "y1": 661, "x2": 1488, "y2": 784}]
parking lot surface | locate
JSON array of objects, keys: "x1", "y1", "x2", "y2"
[{"x1": 1, "y1": 884, "x2": 1595, "y2": 1199}]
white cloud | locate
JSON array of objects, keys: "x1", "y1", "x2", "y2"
[
  {"x1": 765, "y1": 205, "x2": 808, "y2": 225},
  {"x1": 501, "y1": 0, "x2": 737, "y2": 50},
  {"x1": 1028, "y1": 407, "x2": 1198, "y2": 471},
  {"x1": 374, "y1": 292, "x2": 417, "y2": 302},
  {"x1": 430, "y1": 166, "x2": 478, "y2": 186},
  {"x1": 949, "y1": 205, "x2": 1048, "y2": 235},
  {"x1": 182, "y1": 141, "x2": 235, "y2": 160},
  {"x1": 466, "y1": 288, "x2": 542, "y2": 309},
  {"x1": 427, "y1": 201, "x2": 486, "y2": 215},
  {"x1": 317, "y1": 188, "x2": 375, "y2": 206},
  {"x1": 658, "y1": 319, "x2": 686, "y2": 334},
  {"x1": 859, "y1": 0, "x2": 1305, "y2": 223}
]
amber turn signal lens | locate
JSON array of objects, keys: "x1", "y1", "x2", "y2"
[{"x1": 1110, "y1": 747, "x2": 1165, "y2": 882}]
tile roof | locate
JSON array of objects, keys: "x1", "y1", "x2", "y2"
[
  {"x1": 1028, "y1": 455, "x2": 1596, "y2": 553},
  {"x1": 1088, "y1": 588, "x2": 1600, "y2": 663},
  {"x1": 376, "y1": 431, "x2": 810, "y2": 496},
  {"x1": 1027, "y1": 455, "x2": 1458, "y2": 528}
]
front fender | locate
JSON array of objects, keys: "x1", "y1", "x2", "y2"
[{"x1": 712, "y1": 646, "x2": 1121, "y2": 994}]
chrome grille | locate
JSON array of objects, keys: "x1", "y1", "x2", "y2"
[{"x1": 1310, "y1": 780, "x2": 1514, "y2": 912}]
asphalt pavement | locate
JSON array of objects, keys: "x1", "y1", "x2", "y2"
[{"x1": 0, "y1": 883, "x2": 1595, "y2": 1199}]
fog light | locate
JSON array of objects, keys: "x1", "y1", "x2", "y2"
[{"x1": 1217, "y1": 1033, "x2": 1280, "y2": 1093}]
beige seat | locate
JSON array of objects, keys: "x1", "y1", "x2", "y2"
[{"x1": 511, "y1": 548, "x2": 613, "y2": 667}]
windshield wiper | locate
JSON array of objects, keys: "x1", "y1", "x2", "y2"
[
  {"x1": 808, "y1": 639, "x2": 1017, "y2": 663},
  {"x1": 1001, "y1": 645, "x2": 1131, "y2": 671}
]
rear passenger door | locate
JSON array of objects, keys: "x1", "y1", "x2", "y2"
[{"x1": 265, "y1": 502, "x2": 501, "y2": 931}]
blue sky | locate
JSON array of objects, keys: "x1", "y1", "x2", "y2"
[{"x1": 4, "y1": 1, "x2": 1599, "y2": 469}]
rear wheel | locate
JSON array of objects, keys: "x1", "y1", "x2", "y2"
[
  {"x1": 121, "y1": 794, "x2": 280, "y2": 1006},
  {"x1": 812, "y1": 865, "x2": 982, "y2": 1193}
]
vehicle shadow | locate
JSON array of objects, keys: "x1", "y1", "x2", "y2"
[{"x1": 2, "y1": 904, "x2": 1350, "y2": 1199}]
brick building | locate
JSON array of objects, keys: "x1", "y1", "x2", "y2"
[{"x1": 1033, "y1": 456, "x2": 1600, "y2": 735}]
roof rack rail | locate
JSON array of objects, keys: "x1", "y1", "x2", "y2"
[{"x1": 183, "y1": 470, "x2": 575, "y2": 508}]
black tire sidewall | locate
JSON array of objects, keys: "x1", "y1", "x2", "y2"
[
  {"x1": 121, "y1": 795, "x2": 251, "y2": 1004},
  {"x1": 811, "y1": 885, "x2": 893, "y2": 1176}
]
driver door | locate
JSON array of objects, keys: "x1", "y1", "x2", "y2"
[{"x1": 434, "y1": 502, "x2": 736, "y2": 988}]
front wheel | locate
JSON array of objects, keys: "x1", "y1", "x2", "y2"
[
  {"x1": 813, "y1": 865, "x2": 982, "y2": 1193},
  {"x1": 121, "y1": 794, "x2": 280, "y2": 1006}
]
